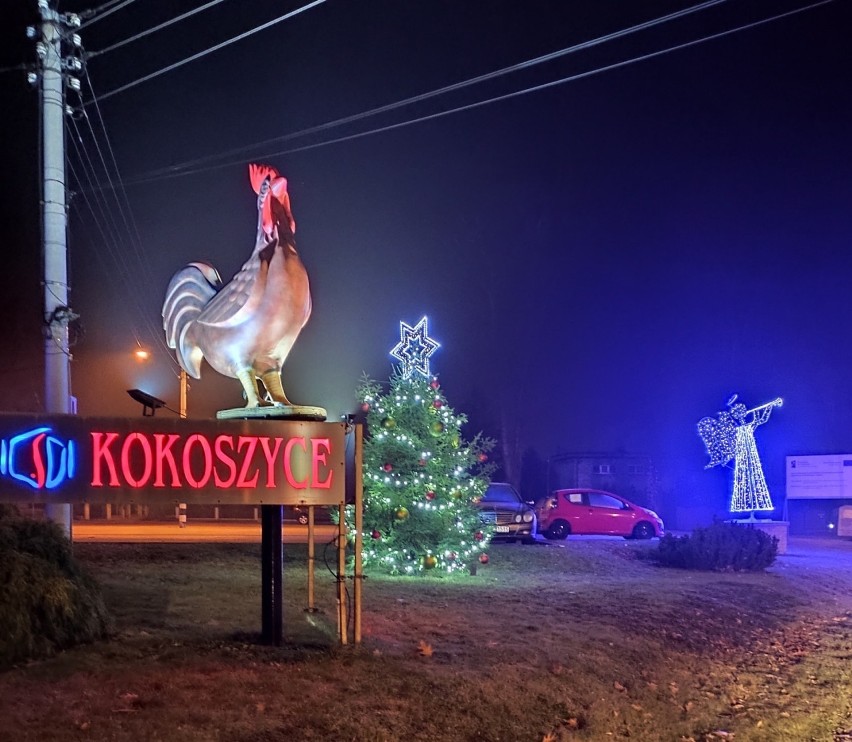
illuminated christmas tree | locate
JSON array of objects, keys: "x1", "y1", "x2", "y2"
[
  {"x1": 697, "y1": 394, "x2": 782, "y2": 514},
  {"x1": 356, "y1": 318, "x2": 495, "y2": 575}
]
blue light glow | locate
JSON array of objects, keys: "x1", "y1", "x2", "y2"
[
  {"x1": 698, "y1": 396, "x2": 782, "y2": 514},
  {"x1": 0, "y1": 426, "x2": 77, "y2": 491}
]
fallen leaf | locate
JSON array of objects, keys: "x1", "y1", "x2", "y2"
[
  {"x1": 418, "y1": 640, "x2": 433, "y2": 657},
  {"x1": 614, "y1": 681, "x2": 626, "y2": 692},
  {"x1": 255, "y1": 702, "x2": 266, "y2": 713},
  {"x1": 542, "y1": 734, "x2": 557, "y2": 742}
]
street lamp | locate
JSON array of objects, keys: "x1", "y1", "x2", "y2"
[
  {"x1": 127, "y1": 388, "x2": 167, "y2": 416},
  {"x1": 132, "y1": 343, "x2": 187, "y2": 419}
]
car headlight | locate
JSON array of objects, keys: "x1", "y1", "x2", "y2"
[
  {"x1": 522, "y1": 511, "x2": 534, "y2": 523},
  {"x1": 514, "y1": 514, "x2": 522, "y2": 523}
]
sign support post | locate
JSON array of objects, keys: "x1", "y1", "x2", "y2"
[
  {"x1": 353, "y1": 424, "x2": 364, "y2": 644},
  {"x1": 306, "y1": 505, "x2": 316, "y2": 613},
  {"x1": 261, "y1": 504, "x2": 283, "y2": 646},
  {"x1": 337, "y1": 503, "x2": 348, "y2": 644}
]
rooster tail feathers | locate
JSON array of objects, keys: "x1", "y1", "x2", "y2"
[{"x1": 162, "y1": 262, "x2": 222, "y2": 378}]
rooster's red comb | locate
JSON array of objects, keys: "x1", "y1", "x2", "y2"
[{"x1": 249, "y1": 163, "x2": 281, "y2": 195}]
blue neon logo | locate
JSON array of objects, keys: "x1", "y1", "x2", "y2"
[{"x1": 0, "y1": 427, "x2": 76, "y2": 490}]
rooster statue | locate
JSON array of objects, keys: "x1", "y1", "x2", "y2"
[{"x1": 162, "y1": 164, "x2": 312, "y2": 409}]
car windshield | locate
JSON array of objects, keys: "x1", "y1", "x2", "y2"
[{"x1": 482, "y1": 485, "x2": 522, "y2": 504}]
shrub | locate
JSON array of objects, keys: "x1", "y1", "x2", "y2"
[
  {"x1": 655, "y1": 520, "x2": 778, "y2": 572},
  {"x1": 0, "y1": 505, "x2": 113, "y2": 670}
]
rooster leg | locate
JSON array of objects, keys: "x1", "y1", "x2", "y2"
[
  {"x1": 237, "y1": 368, "x2": 263, "y2": 407},
  {"x1": 260, "y1": 370, "x2": 292, "y2": 406}
]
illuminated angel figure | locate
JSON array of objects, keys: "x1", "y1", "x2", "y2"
[{"x1": 697, "y1": 395, "x2": 782, "y2": 514}]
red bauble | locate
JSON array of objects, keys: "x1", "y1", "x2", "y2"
[
  {"x1": 478, "y1": 453, "x2": 488, "y2": 463},
  {"x1": 425, "y1": 490, "x2": 436, "y2": 501},
  {"x1": 418, "y1": 458, "x2": 427, "y2": 467},
  {"x1": 448, "y1": 551, "x2": 457, "y2": 561},
  {"x1": 474, "y1": 531, "x2": 484, "y2": 541},
  {"x1": 432, "y1": 399, "x2": 443, "y2": 409},
  {"x1": 383, "y1": 462, "x2": 393, "y2": 472},
  {"x1": 479, "y1": 553, "x2": 490, "y2": 564},
  {"x1": 430, "y1": 379, "x2": 440, "y2": 390},
  {"x1": 371, "y1": 529, "x2": 381, "y2": 540},
  {"x1": 360, "y1": 402, "x2": 370, "y2": 412}
]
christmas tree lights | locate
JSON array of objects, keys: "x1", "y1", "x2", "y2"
[
  {"x1": 389, "y1": 316, "x2": 440, "y2": 379},
  {"x1": 698, "y1": 395, "x2": 782, "y2": 514},
  {"x1": 354, "y1": 364, "x2": 494, "y2": 575}
]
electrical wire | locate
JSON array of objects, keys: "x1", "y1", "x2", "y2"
[
  {"x1": 87, "y1": 0, "x2": 233, "y2": 59},
  {"x1": 125, "y1": 0, "x2": 837, "y2": 186},
  {"x1": 79, "y1": 0, "x2": 140, "y2": 30},
  {"x1": 89, "y1": 0, "x2": 327, "y2": 104},
  {"x1": 66, "y1": 118, "x2": 168, "y2": 362},
  {"x1": 67, "y1": 67, "x2": 182, "y2": 370},
  {"x1": 133, "y1": 0, "x2": 729, "y2": 180}
]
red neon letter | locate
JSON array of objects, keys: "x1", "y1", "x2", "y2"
[
  {"x1": 236, "y1": 437, "x2": 260, "y2": 488},
  {"x1": 91, "y1": 432, "x2": 120, "y2": 486},
  {"x1": 31, "y1": 433, "x2": 47, "y2": 489},
  {"x1": 311, "y1": 438, "x2": 333, "y2": 489},
  {"x1": 121, "y1": 433, "x2": 153, "y2": 488},
  {"x1": 214, "y1": 435, "x2": 237, "y2": 488},
  {"x1": 259, "y1": 437, "x2": 282, "y2": 488},
  {"x1": 154, "y1": 434, "x2": 181, "y2": 487},
  {"x1": 284, "y1": 437, "x2": 308, "y2": 489},
  {"x1": 183, "y1": 434, "x2": 212, "y2": 489}
]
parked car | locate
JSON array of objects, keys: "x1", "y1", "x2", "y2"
[
  {"x1": 475, "y1": 482, "x2": 537, "y2": 543},
  {"x1": 536, "y1": 488, "x2": 664, "y2": 540},
  {"x1": 286, "y1": 505, "x2": 331, "y2": 525}
]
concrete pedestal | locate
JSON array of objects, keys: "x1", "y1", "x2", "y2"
[{"x1": 730, "y1": 519, "x2": 789, "y2": 554}]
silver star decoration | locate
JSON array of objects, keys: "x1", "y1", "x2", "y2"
[{"x1": 390, "y1": 316, "x2": 440, "y2": 379}]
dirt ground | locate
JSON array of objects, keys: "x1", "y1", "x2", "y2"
[{"x1": 1, "y1": 535, "x2": 851, "y2": 741}]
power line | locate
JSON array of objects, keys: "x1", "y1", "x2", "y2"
[
  {"x1": 125, "y1": 0, "x2": 837, "y2": 187},
  {"x1": 129, "y1": 0, "x2": 729, "y2": 181},
  {"x1": 88, "y1": 0, "x2": 327, "y2": 104},
  {"x1": 87, "y1": 0, "x2": 233, "y2": 59},
  {"x1": 66, "y1": 66, "x2": 182, "y2": 368},
  {"x1": 79, "y1": 0, "x2": 140, "y2": 30}
]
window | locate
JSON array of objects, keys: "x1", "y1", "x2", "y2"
[
  {"x1": 587, "y1": 492, "x2": 626, "y2": 510},
  {"x1": 593, "y1": 464, "x2": 612, "y2": 474},
  {"x1": 627, "y1": 464, "x2": 646, "y2": 475}
]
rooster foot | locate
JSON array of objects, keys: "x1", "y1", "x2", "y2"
[
  {"x1": 261, "y1": 370, "x2": 293, "y2": 406},
  {"x1": 237, "y1": 368, "x2": 263, "y2": 408}
]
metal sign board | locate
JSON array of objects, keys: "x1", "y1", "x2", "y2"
[
  {"x1": 786, "y1": 454, "x2": 852, "y2": 500},
  {"x1": 0, "y1": 413, "x2": 346, "y2": 506}
]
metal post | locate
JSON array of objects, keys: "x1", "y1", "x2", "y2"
[
  {"x1": 353, "y1": 424, "x2": 364, "y2": 644},
  {"x1": 261, "y1": 504, "x2": 283, "y2": 645},
  {"x1": 306, "y1": 505, "x2": 316, "y2": 613},
  {"x1": 38, "y1": 3, "x2": 72, "y2": 536},
  {"x1": 179, "y1": 369, "x2": 187, "y2": 419},
  {"x1": 337, "y1": 502, "x2": 348, "y2": 644}
]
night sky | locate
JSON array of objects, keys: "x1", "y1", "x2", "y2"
[{"x1": 2, "y1": 0, "x2": 851, "y2": 502}]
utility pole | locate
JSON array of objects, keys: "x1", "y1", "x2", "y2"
[{"x1": 31, "y1": 1, "x2": 83, "y2": 535}]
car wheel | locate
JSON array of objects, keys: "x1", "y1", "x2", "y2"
[
  {"x1": 546, "y1": 520, "x2": 570, "y2": 540},
  {"x1": 632, "y1": 522, "x2": 654, "y2": 540},
  {"x1": 297, "y1": 513, "x2": 308, "y2": 525}
]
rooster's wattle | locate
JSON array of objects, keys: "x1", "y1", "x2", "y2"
[{"x1": 162, "y1": 164, "x2": 311, "y2": 407}]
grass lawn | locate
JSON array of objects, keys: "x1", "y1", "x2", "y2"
[{"x1": 1, "y1": 537, "x2": 851, "y2": 741}]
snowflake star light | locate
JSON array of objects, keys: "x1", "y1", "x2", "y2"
[{"x1": 390, "y1": 316, "x2": 440, "y2": 379}]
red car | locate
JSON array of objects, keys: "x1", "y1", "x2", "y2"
[{"x1": 536, "y1": 489, "x2": 664, "y2": 540}]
